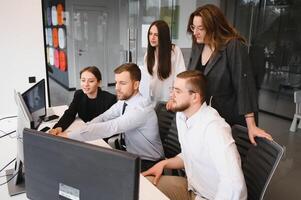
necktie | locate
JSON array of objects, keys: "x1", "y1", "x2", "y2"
[
  {"x1": 122, "y1": 102, "x2": 127, "y2": 115},
  {"x1": 120, "y1": 102, "x2": 127, "y2": 150}
]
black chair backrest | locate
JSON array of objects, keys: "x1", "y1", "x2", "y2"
[
  {"x1": 155, "y1": 102, "x2": 181, "y2": 158},
  {"x1": 232, "y1": 125, "x2": 284, "y2": 200}
]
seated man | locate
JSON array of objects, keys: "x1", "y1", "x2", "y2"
[
  {"x1": 143, "y1": 70, "x2": 247, "y2": 200},
  {"x1": 54, "y1": 63, "x2": 164, "y2": 171}
]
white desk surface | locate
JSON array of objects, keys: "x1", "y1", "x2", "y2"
[{"x1": 0, "y1": 106, "x2": 169, "y2": 200}]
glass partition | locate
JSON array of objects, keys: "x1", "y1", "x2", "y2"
[
  {"x1": 128, "y1": 0, "x2": 195, "y2": 66},
  {"x1": 225, "y1": 0, "x2": 301, "y2": 118}
]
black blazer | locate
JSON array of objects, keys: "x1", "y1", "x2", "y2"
[
  {"x1": 53, "y1": 88, "x2": 116, "y2": 131},
  {"x1": 188, "y1": 39, "x2": 258, "y2": 126}
]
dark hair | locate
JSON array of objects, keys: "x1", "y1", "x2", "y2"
[
  {"x1": 177, "y1": 70, "x2": 207, "y2": 103},
  {"x1": 80, "y1": 66, "x2": 102, "y2": 81},
  {"x1": 114, "y1": 63, "x2": 141, "y2": 81},
  {"x1": 187, "y1": 4, "x2": 246, "y2": 51},
  {"x1": 147, "y1": 20, "x2": 172, "y2": 80}
]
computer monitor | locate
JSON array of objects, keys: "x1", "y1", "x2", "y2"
[
  {"x1": 6, "y1": 80, "x2": 46, "y2": 196},
  {"x1": 23, "y1": 128, "x2": 140, "y2": 200},
  {"x1": 22, "y1": 79, "x2": 46, "y2": 129},
  {"x1": 5, "y1": 90, "x2": 35, "y2": 196}
]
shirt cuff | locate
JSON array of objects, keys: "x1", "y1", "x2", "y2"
[
  {"x1": 177, "y1": 152, "x2": 184, "y2": 160},
  {"x1": 68, "y1": 129, "x2": 86, "y2": 141}
]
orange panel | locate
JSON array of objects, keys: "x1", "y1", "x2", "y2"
[
  {"x1": 52, "y1": 28, "x2": 59, "y2": 48},
  {"x1": 59, "y1": 51, "x2": 67, "y2": 71},
  {"x1": 57, "y1": 3, "x2": 64, "y2": 25}
]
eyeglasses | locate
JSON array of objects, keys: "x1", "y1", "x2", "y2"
[
  {"x1": 190, "y1": 25, "x2": 204, "y2": 32},
  {"x1": 169, "y1": 87, "x2": 197, "y2": 95}
]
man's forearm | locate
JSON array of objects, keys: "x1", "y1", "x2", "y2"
[{"x1": 163, "y1": 156, "x2": 185, "y2": 169}]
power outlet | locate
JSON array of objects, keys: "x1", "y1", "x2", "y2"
[{"x1": 29, "y1": 76, "x2": 36, "y2": 83}]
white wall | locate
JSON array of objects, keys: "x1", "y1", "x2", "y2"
[{"x1": 0, "y1": 0, "x2": 47, "y2": 116}]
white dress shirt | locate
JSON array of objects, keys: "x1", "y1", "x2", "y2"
[
  {"x1": 69, "y1": 93, "x2": 164, "y2": 161},
  {"x1": 176, "y1": 103, "x2": 247, "y2": 200},
  {"x1": 141, "y1": 45, "x2": 186, "y2": 103}
]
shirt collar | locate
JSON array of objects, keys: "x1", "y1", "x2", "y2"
[
  {"x1": 179, "y1": 102, "x2": 208, "y2": 128},
  {"x1": 123, "y1": 92, "x2": 142, "y2": 106}
]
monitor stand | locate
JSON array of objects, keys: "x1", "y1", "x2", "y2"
[{"x1": 5, "y1": 169, "x2": 25, "y2": 196}]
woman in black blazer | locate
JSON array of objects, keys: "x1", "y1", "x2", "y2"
[
  {"x1": 50, "y1": 66, "x2": 116, "y2": 134},
  {"x1": 186, "y1": 4, "x2": 272, "y2": 144}
]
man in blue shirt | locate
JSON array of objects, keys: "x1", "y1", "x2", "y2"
[{"x1": 54, "y1": 63, "x2": 164, "y2": 171}]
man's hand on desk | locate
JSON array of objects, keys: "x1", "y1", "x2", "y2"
[
  {"x1": 49, "y1": 127, "x2": 62, "y2": 135},
  {"x1": 49, "y1": 127, "x2": 68, "y2": 138},
  {"x1": 57, "y1": 132, "x2": 68, "y2": 138},
  {"x1": 50, "y1": 128, "x2": 68, "y2": 138}
]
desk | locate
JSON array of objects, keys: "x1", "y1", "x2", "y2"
[{"x1": 0, "y1": 106, "x2": 169, "y2": 200}]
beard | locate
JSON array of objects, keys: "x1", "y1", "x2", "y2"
[
  {"x1": 117, "y1": 93, "x2": 130, "y2": 100},
  {"x1": 171, "y1": 101, "x2": 190, "y2": 112},
  {"x1": 116, "y1": 91, "x2": 134, "y2": 100}
]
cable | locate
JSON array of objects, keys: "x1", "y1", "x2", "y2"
[
  {"x1": 0, "y1": 171, "x2": 19, "y2": 186},
  {"x1": 0, "y1": 173, "x2": 13, "y2": 178},
  {"x1": 0, "y1": 129, "x2": 18, "y2": 139},
  {"x1": 0, "y1": 116, "x2": 17, "y2": 139},
  {"x1": 0, "y1": 158, "x2": 16, "y2": 173},
  {"x1": 0, "y1": 116, "x2": 17, "y2": 121},
  {"x1": 0, "y1": 130, "x2": 8, "y2": 134},
  {"x1": 9, "y1": 132, "x2": 18, "y2": 139},
  {"x1": 0, "y1": 130, "x2": 16, "y2": 139},
  {"x1": 0, "y1": 158, "x2": 18, "y2": 186}
]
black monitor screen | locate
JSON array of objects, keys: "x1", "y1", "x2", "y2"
[
  {"x1": 23, "y1": 128, "x2": 140, "y2": 200},
  {"x1": 22, "y1": 79, "x2": 46, "y2": 129}
]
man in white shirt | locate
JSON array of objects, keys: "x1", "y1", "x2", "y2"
[
  {"x1": 142, "y1": 70, "x2": 247, "y2": 200},
  {"x1": 55, "y1": 63, "x2": 164, "y2": 171}
]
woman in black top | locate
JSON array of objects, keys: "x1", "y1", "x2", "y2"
[
  {"x1": 185, "y1": 4, "x2": 272, "y2": 144},
  {"x1": 50, "y1": 66, "x2": 116, "y2": 135}
]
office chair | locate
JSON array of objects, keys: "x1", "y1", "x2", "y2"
[
  {"x1": 290, "y1": 90, "x2": 301, "y2": 132},
  {"x1": 155, "y1": 102, "x2": 181, "y2": 158},
  {"x1": 155, "y1": 102, "x2": 184, "y2": 176},
  {"x1": 232, "y1": 125, "x2": 284, "y2": 200}
]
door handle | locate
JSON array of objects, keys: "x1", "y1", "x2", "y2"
[{"x1": 79, "y1": 49, "x2": 85, "y2": 52}]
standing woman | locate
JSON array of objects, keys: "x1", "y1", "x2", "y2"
[
  {"x1": 142, "y1": 20, "x2": 185, "y2": 104},
  {"x1": 186, "y1": 4, "x2": 271, "y2": 144},
  {"x1": 50, "y1": 66, "x2": 116, "y2": 135}
]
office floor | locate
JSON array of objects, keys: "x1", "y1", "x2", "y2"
[
  {"x1": 259, "y1": 113, "x2": 301, "y2": 199},
  {"x1": 49, "y1": 77, "x2": 301, "y2": 199}
]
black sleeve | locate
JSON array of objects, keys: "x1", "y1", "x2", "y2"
[
  {"x1": 227, "y1": 39, "x2": 258, "y2": 115},
  {"x1": 53, "y1": 90, "x2": 81, "y2": 131}
]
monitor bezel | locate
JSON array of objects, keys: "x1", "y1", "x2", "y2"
[
  {"x1": 21, "y1": 79, "x2": 46, "y2": 129},
  {"x1": 23, "y1": 128, "x2": 140, "y2": 200}
]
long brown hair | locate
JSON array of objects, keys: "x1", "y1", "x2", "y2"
[
  {"x1": 147, "y1": 20, "x2": 172, "y2": 80},
  {"x1": 187, "y1": 4, "x2": 246, "y2": 51}
]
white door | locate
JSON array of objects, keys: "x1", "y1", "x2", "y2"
[{"x1": 73, "y1": 6, "x2": 108, "y2": 88}]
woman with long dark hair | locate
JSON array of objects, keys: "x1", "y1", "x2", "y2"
[{"x1": 141, "y1": 20, "x2": 185, "y2": 104}]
